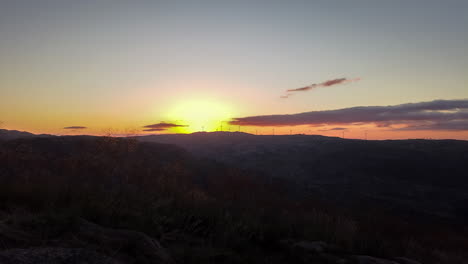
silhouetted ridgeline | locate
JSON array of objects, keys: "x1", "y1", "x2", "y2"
[
  {"x1": 140, "y1": 132, "x2": 468, "y2": 221},
  {"x1": 0, "y1": 129, "x2": 42, "y2": 141},
  {"x1": 0, "y1": 131, "x2": 468, "y2": 263}
]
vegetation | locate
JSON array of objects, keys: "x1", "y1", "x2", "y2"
[{"x1": 0, "y1": 136, "x2": 467, "y2": 263}]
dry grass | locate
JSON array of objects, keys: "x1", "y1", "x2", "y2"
[{"x1": 0, "y1": 136, "x2": 467, "y2": 263}]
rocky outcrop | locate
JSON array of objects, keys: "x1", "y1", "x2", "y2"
[
  {"x1": 393, "y1": 257, "x2": 422, "y2": 264},
  {"x1": 351, "y1": 255, "x2": 399, "y2": 264},
  {"x1": 281, "y1": 239, "x2": 422, "y2": 264},
  {"x1": 73, "y1": 218, "x2": 173, "y2": 264},
  {"x1": 292, "y1": 240, "x2": 328, "y2": 253},
  {"x1": 0, "y1": 247, "x2": 121, "y2": 264},
  {"x1": 0, "y1": 216, "x2": 172, "y2": 264}
]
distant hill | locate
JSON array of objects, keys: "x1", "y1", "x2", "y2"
[
  {"x1": 2, "y1": 130, "x2": 468, "y2": 221},
  {"x1": 1, "y1": 133, "x2": 468, "y2": 263},
  {"x1": 2, "y1": 130, "x2": 468, "y2": 219},
  {"x1": 0, "y1": 129, "x2": 50, "y2": 140},
  {"x1": 139, "y1": 132, "x2": 468, "y2": 221}
]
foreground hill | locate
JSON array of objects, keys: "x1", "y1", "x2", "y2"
[
  {"x1": 139, "y1": 132, "x2": 468, "y2": 221},
  {"x1": 0, "y1": 135, "x2": 467, "y2": 263}
]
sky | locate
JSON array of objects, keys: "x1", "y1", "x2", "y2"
[{"x1": 1, "y1": 0, "x2": 467, "y2": 139}]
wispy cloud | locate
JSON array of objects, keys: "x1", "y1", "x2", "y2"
[
  {"x1": 318, "y1": 127, "x2": 348, "y2": 131},
  {"x1": 396, "y1": 120, "x2": 468, "y2": 131},
  {"x1": 142, "y1": 122, "x2": 188, "y2": 132},
  {"x1": 142, "y1": 128, "x2": 166, "y2": 132},
  {"x1": 230, "y1": 99, "x2": 468, "y2": 131},
  {"x1": 285, "y1": 77, "x2": 361, "y2": 94},
  {"x1": 64, "y1": 126, "x2": 87, "y2": 130}
]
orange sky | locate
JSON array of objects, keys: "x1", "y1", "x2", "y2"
[{"x1": 1, "y1": 1, "x2": 467, "y2": 140}]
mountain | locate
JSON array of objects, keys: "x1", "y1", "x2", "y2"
[
  {"x1": 0, "y1": 129, "x2": 50, "y2": 141},
  {"x1": 1, "y1": 134, "x2": 467, "y2": 263},
  {"x1": 139, "y1": 132, "x2": 468, "y2": 221}
]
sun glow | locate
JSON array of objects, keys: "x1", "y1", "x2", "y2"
[{"x1": 165, "y1": 99, "x2": 235, "y2": 133}]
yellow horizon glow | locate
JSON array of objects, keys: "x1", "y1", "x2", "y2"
[{"x1": 163, "y1": 99, "x2": 235, "y2": 133}]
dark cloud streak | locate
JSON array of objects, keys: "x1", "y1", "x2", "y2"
[
  {"x1": 142, "y1": 122, "x2": 189, "y2": 132},
  {"x1": 230, "y1": 99, "x2": 468, "y2": 131},
  {"x1": 142, "y1": 128, "x2": 165, "y2": 132},
  {"x1": 143, "y1": 122, "x2": 188, "y2": 129},
  {"x1": 396, "y1": 120, "x2": 468, "y2": 131},
  {"x1": 286, "y1": 78, "x2": 360, "y2": 93},
  {"x1": 318, "y1": 127, "x2": 348, "y2": 131}
]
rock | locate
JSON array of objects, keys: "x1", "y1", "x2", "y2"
[
  {"x1": 73, "y1": 218, "x2": 173, "y2": 264},
  {"x1": 393, "y1": 257, "x2": 421, "y2": 264},
  {"x1": 0, "y1": 247, "x2": 121, "y2": 264},
  {"x1": 318, "y1": 253, "x2": 348, "y2": 264},
  {"x1": 0, "y1": 216, "x2": 173, "y2": 264},
  {"x1": 293, "y1": 240, "x2": 328, "y2": 254},
  {"x1": 0, "y1": 222, "x2": 41, "y2": 247},
  {"x1": 352, "y1": 255, "x2": 399, "y2": 264}
]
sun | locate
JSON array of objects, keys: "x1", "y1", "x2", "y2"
[{"x1": 164, "y1": 99, "x2": 235, "y2": 133}]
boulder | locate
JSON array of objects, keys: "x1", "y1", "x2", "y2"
[
  {"x1": 0, "y1": 216, "x2": 173, "y2": 264},
  {"x1": 73, "y1": 218, "x2": 173, "y2": 264},
  {"x1": 0, "y1": 247, "x2": 121, "y2": 264},
  {"x1": 293, "y1": 240, "x2": 328, "y2": 254},
  {"x1": 393, "y1": 257, "x2": 421, "y2": 264},
  {"x1": 352, "y1": 255, "x2": 399, "y2": 264}
]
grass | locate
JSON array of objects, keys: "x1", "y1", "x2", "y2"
[{"x1": 0, "y1": 136, "x2": 467, "y2": 263}]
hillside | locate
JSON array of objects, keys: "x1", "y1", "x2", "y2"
[
  {"x1": 0, "y1": 129, "x2": 45, "y2": 141},
  {"x1": 0, "y1": 135, "x2": 467, "y2": 263},
  {"x1": 139, "y1": 132, "x2": 468, "y2": 221}
]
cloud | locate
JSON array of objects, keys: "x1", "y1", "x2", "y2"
[
  {"x1": 64, "y1": 126, "x2": 87, "y2": 130},
  {"x1": 142, "y1": 128, "x2": 166, "y2": 132},
  {"x1": 286, "y1": 78, "x2": 360, "y2": 93},
  {"x1": 396, "y1": 120, "x2": 468, "y2": 131},
  {"x1": 229, "y1": 99, "x2": 468, "y2": 131},
  {"x1": 318, "y1": 127, "x2": 348, "y2": 131},
  {"x1": 142, "y1": 122, "x2": 189, "y2": 132}
]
